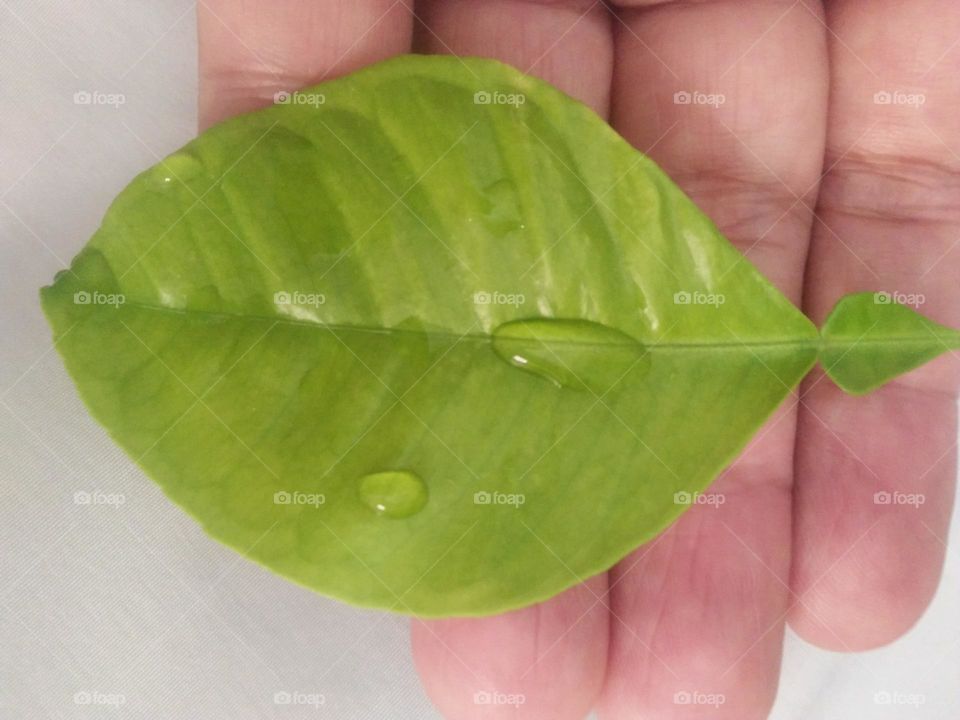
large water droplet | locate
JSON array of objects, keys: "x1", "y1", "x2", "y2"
[
  {"x1": 357, "y1": 470, "x2": 428, "y2": 518},
  {"x1": 491, "y1": 318, "x2": 649, "y2": 394}
]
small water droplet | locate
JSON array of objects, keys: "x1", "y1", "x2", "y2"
[
  {"x1": 153, "y1": 152, "x2": 203, "y2": 187},
  {"x1": 491, "y1": 318, "x2": 649, "y2": 393},
  {"x1": 357, "y1": 470, "x2": 428, "y2": 518}
]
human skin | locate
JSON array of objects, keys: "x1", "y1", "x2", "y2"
[{"x1": 197, "y1": 1, "x2": 960, "y2": 718}]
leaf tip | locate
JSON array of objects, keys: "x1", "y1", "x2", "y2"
[{"x1": 819, "y1": 292, "x2": 959, "y2": 395}]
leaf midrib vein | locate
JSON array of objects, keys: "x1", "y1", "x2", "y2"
[{"x1": 78, "y1": 299, "x2": 958, "y2": 351}]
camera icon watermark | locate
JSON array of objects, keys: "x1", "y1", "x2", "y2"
[
  {"x1": 673, "y1": 290, "x2": 726, "y2": 307},
  {"x1": 73, "y1": 90, "x2": 126, "y2": 108},
  {"x1": 473, "y1": 290, "x2": 525, "y2": 308},
  {"x1": 73, "y1": 490, "x2": 125, "y2": 508},
  {"x1": 473, "y1": 490, "x2": 525, "y2": 508},
  {"x1": 673, "y1": 491, "x2": 726, "y2": 508},
  {"x1": 273, "y1": 690, "x2": 325, "y2": 708},
  {"x1": 74, "y1": 691, "x2": 126, "y2": 707},
  {"x1": 874, "y1": 690, "x2": 925, "y2": 707},
  {"x1": 873, "y1": 90, "x2": 925, "y2": 107},
  {"x1": 73, "y1": 290, "x2": 125, "y2": 307},
  {"x1": 273, "y1": 490, "x2": 325, "y2": 508},
  {"x1": 873, "y1": 490, "x2": 925, "y2": 508},
  {"x1": 673, "y1": 90, "x2": 725, "y2": 108},
  {"x1": 273, "y1": 90, "x2": 325, "y2": 107},
  {"x1": 273, "y1": 290, "x2": 326, "y2": 307},
  {"x1": 673, "y1": 690, "x2": 725, "y2": 707},
  {"x1": 473, "y1": 690, "x2": 525, "y2": 707},
  {"x1": 873, "y1": 290, "x2": 925, "y2": 308},
  {"x1": 473, "y1": 90, "x2": 526, "y2": 107}
]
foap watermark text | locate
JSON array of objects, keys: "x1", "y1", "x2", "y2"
[
  {"x1": 474, "y1": 491, "x2": 525, "y2": 508},
  {"x1": 674, "y1": 290, "x2": 725, "y2": 307},
  {"x1": 474, "y1": 90, "x2": 525, "y2": 107},
  {"x1": 674, "y1": 90, "x2": 725, "y2": 108},
  {"x1": 274, "y1": 91, "x2": 325, "y2": 107},
  {"x1": 473, "y1": 290, "x2": 525, "y2": 308}
]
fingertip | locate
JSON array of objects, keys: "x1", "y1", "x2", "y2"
[
  {"x1": 788, "y1": 513, "x2": 947, "y2": 651},
  {"x1": 791, "y1": 382, "x2": 956, "y2": 651},
  {"x1": 197, "y1": 0, "x2": 413, "y2": 130},
  {"x1": 411, "y1": 578, "x2": 609, "y2": 720}
]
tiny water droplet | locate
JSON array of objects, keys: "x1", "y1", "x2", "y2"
[
  {"x1": 153, "y1": 152, "x2": 203, "y2": 187},
  {"x1": 491, "y1": 318, "x2": 649, "y2": 393},
  {"x1": 357, "y1": 470, "x2": 428, "y2": 518}
]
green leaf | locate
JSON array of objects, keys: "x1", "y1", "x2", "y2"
[
  {"x1": 821, "y1": 292, "x2": 960, "y2": 395},
  {"x1": 40, "y1": 55, "x2": 959, "y2": 616}
]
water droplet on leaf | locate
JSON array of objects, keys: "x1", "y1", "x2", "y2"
[
  {"x1": 154, "y1": 152, "x2": 203, "y2": 187},
  {"x1": 357, "y1": 470, "x2": 428, "y2": 518},
  {"x1": 491, "y1": 318, "x2": 649, "y2": 394}
]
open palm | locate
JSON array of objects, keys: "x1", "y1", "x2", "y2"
[{"x1": 198, "y1": 1, "x2": 959, "y2": 717}]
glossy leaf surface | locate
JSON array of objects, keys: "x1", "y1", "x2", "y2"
[{"x1": 41, "y1": 56, "x2": 959, "y2": 616}]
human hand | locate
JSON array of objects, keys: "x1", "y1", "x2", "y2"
[{"x1": 198, "y1": 1, "x2": 959, "y2": 717}]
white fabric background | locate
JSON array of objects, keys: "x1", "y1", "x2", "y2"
[{"x1": 1, "y1": 2, "x2": 957, "y2": 718}]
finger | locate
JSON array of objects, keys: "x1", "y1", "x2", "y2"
[
  {"x1": 599, "y1": 2, "x2": 828, "y2": 718},
  {"x1": 412, "y1": 0, "x2": 612, "y2": 116},
  {"x1": 413, "y1": 576, "x2": 609, "y2": 720},
  {"x1": 198, "y1": 0, "x2": 413, "y2": 129},
  {"x1": 791, "y1": 0, "x2": 960, "y2": 651},
  {"x1": 410, "y1": 2, "x2": 614, "y2": 718}
]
